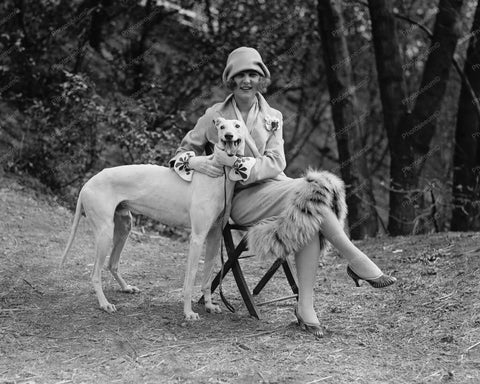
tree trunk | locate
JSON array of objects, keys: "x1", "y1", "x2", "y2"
[
  {"x1": 451, "y1": 1, "x2": 480, "y2": 231},
  {"x1": 368, "y1": 0, "x2": 464, "y2": 235},
  {"x1": 367, "y1": 0, "x2": 414, "y2": 234},
  {"x1": 403, "y1": 0, "x2": 464, "y2": 233},
  {"x1": 73, "y1": 0, "x2": 102, "y2": 73},
  {"x1": 88, "y1": 0, "x2": 112, "y2": 51},
  {"x1": 317, "y1": 0, "x2": 379, "y2": 239},
  {"x1": 131, "y1": 0, "x2": 154, "y2": 92},
  {"x1": 128, "y1": 0, "x2": 172, "y2": 92}
]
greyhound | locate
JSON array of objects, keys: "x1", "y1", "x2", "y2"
[{"x1": 60, "y1": 117, "x2": 252, "y2": 320}]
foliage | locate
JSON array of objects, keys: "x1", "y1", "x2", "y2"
[
  {"x1": 1, "y1": 0, "x2": 324, "y2": 193},
  {"x1": 20, "y1": 71, "x2": 104, "y2": 190},
  {"x1": 0, "y1": 0, "x2": 479, "y2": 233}
]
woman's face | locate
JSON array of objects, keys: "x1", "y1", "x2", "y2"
[{"x1": 232, "y1": 70, "x2": 261, "y2": 101}]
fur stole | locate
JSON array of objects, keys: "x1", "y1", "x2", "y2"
[{"x1": 247, "y1": 169, "x2": 347, "y2": 260}]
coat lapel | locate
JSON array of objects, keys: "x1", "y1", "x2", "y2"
[{"x1": 214, "y1": 93, "x2": 273, "y2": 158}]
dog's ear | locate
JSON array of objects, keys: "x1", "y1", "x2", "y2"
[{"x1": 213, "y1": 117, "x2": 224, "y2": 127}]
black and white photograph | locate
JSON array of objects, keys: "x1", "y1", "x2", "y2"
[{"x1": 1, "y1": 0, "x2": 479, "y2": 382}]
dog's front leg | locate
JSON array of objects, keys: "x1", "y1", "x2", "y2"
[
  {"x1": 183, "y1": 232, "x2": 207, "y2": 320},
  {"x1": 202, "y1": 224, "x2": 222, "y2": 314}
]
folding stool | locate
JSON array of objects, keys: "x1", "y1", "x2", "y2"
[{"x1": 199, "y1": 222, "x2": 299, "y2": 319}]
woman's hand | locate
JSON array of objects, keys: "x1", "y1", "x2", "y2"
[
  {"x1": 188, "y1": 156, "x2": 225, "y2": 177},
  {"x1": 213, "y1": 152, "x2": 239, "y2": 168},
  {"x1": 213, "y1": 145, "x2": 238, "y2": 167}
]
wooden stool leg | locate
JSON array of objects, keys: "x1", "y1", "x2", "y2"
[
  {"x1": 223, "y1": 228, "x2": 260, "y2": 319},
  {"x1": 199, "y1": 226, "x2": 261, "y2": 319},
  {"x1": 282, "y1": 257, "x2": 299, "y2": 296},
  {"x1": 212, "y1": 227, "x2": 247, "y2": 293},
  {"x1": 252, "y1": 257, "x2": 298, "y2": 299},
  {"x1": 206, "y1": 257, "x2": 234, "y2": 295},
  {"x1": 252, "y1": 258, "x2": 283, "y2": 295},
  {"x1": 230, "y1": 259, "x2": 260, "y2": 319},
  {"x1": 197, "y1": 230, "x2": 237, "y2": 305}
]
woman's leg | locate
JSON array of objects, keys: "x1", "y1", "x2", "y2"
[
  {"x1": 320, "y1": 208, "x2": 383, "y2": 279},
  {"x1": 293, "y1": 207, "x2": 391, "y2": 326},
  {"x1": 294, "y1": 235, "x2": 321, "y2": 325}
]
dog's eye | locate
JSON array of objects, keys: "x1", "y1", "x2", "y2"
[
  {"x1": 220, "y1": 125, "x2": 225, "y2": 130},
  {"x1": 235, "y1": 124, "x2": 240, "y2": 129}
]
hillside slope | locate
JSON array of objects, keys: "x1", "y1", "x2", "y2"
[{"x1": 1, "y1": 173, "x2": 480, "y2": 384}]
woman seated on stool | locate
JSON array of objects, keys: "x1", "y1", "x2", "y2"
[{"x1": 170, "y1": 47, "x2": 396, "y2": 337}]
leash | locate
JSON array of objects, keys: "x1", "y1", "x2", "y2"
[{"x1": 218, "y1": 165, "x2": 235, "y2": 313}]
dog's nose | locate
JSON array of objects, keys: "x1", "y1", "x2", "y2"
[{"x1": 224, "y1": 133, "x2": 233, "y2": 140}]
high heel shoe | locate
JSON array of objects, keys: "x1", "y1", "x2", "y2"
[
  {"x1": 294, "y1": 306, "x2": 324, "y2": 338},
  {"x1": 346, "y1": 266, "x2": 397, "y2": 288}
]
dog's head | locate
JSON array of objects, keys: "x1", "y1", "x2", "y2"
[{"x1": 213, "y1": 117, "x2": 247, "y2": 156}]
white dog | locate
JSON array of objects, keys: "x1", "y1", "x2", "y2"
[{"x1": 61, "y1": 117, "x2": 251, "y2": 320}]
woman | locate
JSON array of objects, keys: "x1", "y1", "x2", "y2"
[{"x1": 170, "y1": 47, "x2": 396, "y2": 337}]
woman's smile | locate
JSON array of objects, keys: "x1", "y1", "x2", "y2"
[{"x1": 233, "y1": 70, "x2": 260, "y2": 94}]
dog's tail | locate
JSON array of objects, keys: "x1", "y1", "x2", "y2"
[{"x1": 60, "y1": 193, "x2": 84, "y2": 268}]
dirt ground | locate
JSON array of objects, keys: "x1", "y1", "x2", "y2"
[{"x1": 1, "y1": 173, "x2": 480, "y2": 384}]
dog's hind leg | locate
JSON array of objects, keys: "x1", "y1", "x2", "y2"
[
  {"x1": 202, "y1": 224, "x2": 222, "y2": 314},
  {"x1": 91, "y1": 223, "x2": 117, "y2": 313},
  {"x1": 108, "y1": 209, "x2": 140, "y2": 294}
]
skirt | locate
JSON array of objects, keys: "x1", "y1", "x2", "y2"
[
  {"x1": 230, "y1": 170, "x2": 348, "y2": 260},
  {"x1": 230, "y1": 176, "x2": 304, "y2": 226}
]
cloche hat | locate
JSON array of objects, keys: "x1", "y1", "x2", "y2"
[{"x1": 222, "y1": 47, "x2": 270, "y2": 85}]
